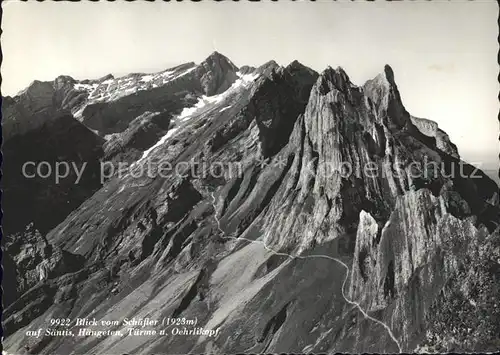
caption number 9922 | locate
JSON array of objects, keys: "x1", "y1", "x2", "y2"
[{"x1": 50, "y1": 318, "x2": 72, "y2": 326}]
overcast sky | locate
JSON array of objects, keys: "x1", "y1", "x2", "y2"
[{"x1": 2, "y1": 0, "x2": 498, "y2": 173}]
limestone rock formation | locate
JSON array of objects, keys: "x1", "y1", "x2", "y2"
[{"x1": 2, "y1": 53, "x2": 499, "y2": 354}]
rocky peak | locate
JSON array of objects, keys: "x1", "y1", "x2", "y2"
[
  {"x1": 97, "y1": 73, "x2": 115, "y2": 82},
  {"x1": 383, "y1": 64, "x2": 396, "y2": 84},
  {"x1": 285, "y1": 61, "x2": 319, "y2": 102},
  {"x1": 2, "y1": 75, "x2": 90, "y2": 142},
  {"x1": 286, "y1": 60, "x2": 314, "y2": 73},
  {"x1": 363, "y1": 64, "x2": 409, "y2": 128},
  {"x1": 286, "y1": 60, "x2": 317, "y2": 75},
  {"x1": 54, "y1": 75, "x2": 76, "y2": 89},
  {"x1": 238, "y1": 65, "x2": 257, "y2": 75},
  {"x1": 316, "y1": 66, "x2": 354, "y2": 96},
  {"x1": 287, "y1": 59, "x2": 304, "y2": 68},
  {"x1": 257, "y1": 59, "x2": 281, "y2": 78},
  {"x1": 364, "y1": 65, "x2": 396, "y2": 90},
  {"x1": 204, "y1": 51, "x2": 237, "y2": 68},
  {"x1": 196, "y1": 51, "x2": 239, "y2": 96},
  {"x1": 303, "y1": 65, "x2": 366, "y2": 153},
  {"x1": 2, "y1": 80, "x2": 61, "y2": 136},
  {"x1": 23, "y1": 80, "x2": 55, "y2": 103},
  {"x1": 249, "y1": 61, "x2": 318, "y2": 158}
]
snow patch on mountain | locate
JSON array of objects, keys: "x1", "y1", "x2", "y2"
[
  {"x1": 118, "y1": 69, "x2": 260, "y2": 169},
  {"x1": 71, "y1": 66, "x2": 196, "y2": 120},
  {"x1": 140, "y1": 74, "x2": 155, "y2": 83},
  {"x1": 178, "y1": 98, "x2": 210, "y2": 121},
  {"x1": 177, "y1": 71, "x2": 258, "y2": 122},
  {"x1": 74, "y1": 82, "x2": 99, "y2": 91},
  {"x1": 236, "y1": 71, "x2": 260, "y2": 82},
  {"x1": 137, "y1": 127, "x2": 179, "y2": 164}
]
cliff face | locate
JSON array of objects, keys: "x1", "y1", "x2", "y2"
[
  {"x1": 410, "y1": 115, "x2": 459, "y2": 158},
  {"x1": 3, "y1": 224, "x2": 85, "y2": 330},
  {"x1": 2, "y1": 53, "x2": 499, "y2": 354},
  {"x1": 348, "y1": 191, "x2": 491, "y2": 348}
]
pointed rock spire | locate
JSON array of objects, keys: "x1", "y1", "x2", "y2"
[{"x1": 363, "y1": 64, "x2": 409, "y2": 128}]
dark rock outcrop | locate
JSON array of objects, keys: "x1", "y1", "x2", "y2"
[
  {"x1": 2, "y1": 109, "x2": 104, "y2": 236},
  {"x1": 2, "y1": 223, "x2": 85, "y2": 311},
  {"x1": 2, "y1": 78, "x2": 85, "y2": 141},
  {"x1": 102, "y1": 111, "x2": 173, "y2": 169}
]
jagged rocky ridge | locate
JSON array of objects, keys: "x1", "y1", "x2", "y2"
[{"x1": 2, "y1": 53, "x2": 499, "y2": 354}]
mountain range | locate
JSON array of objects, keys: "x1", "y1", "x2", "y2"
[{"x1": 2, "y1": 52, "x2": 499, "y2": 354}]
